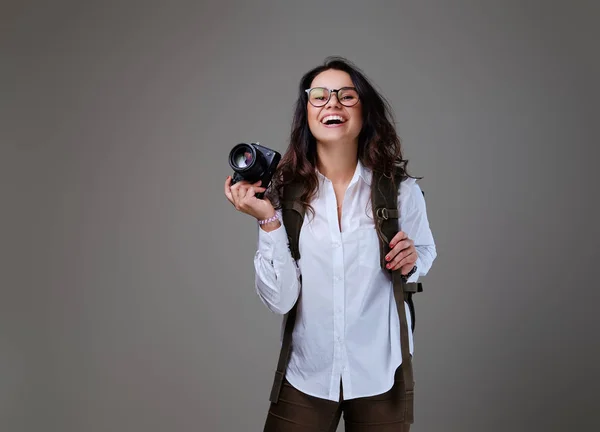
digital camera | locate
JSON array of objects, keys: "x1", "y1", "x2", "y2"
[{"x1": 228, "y1": 142, "x2": 281, "y2": 199}]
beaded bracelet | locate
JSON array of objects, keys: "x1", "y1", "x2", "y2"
[
  {"x1": 258, "y1": 214, "x2": 279, "y2": 225},
  {"x1": 400, "y1": 265, "x2": 418, "y2": 283}
]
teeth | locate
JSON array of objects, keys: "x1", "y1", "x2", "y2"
[{"x1": 321, "y1": 115, "x2": 346, "y2": 124}]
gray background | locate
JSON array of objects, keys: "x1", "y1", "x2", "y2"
[{"x1": 1, "y1": 0, "x2": 598, "y2": 431}]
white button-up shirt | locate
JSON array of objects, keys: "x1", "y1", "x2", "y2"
[{"x1": 254, "y1": 160, "x2": 437, "y2": 402}]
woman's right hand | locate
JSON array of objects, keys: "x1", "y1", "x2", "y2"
[{"x1": 224, "y1": 176, "x2": 276, "y2": 222}]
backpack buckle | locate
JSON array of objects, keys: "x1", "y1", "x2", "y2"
[{"x1": 376, "y1": 207, "x2": 389, "y2": 220}]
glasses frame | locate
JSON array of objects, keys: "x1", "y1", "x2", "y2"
[{"x1": 304, "y1": 86, "x2": 360, "y2": 107}]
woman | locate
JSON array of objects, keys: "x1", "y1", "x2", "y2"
[{"x1": 224, "y1": 57, "x2": 437, "y2": 431}]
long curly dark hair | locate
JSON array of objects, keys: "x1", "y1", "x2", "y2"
[{"x1": 268, "y1": 56, "x2": 418, "y2": 213}]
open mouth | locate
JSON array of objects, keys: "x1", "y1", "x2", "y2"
[{"x1": 321, "y1": 115, "x2": 347, "y2": 126}]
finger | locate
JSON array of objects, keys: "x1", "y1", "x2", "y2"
[
  {"x1": 229, "y1": 181, "x2": 240, "y2": 192},
  {"x1": 391, "y1": 251, "x2": 417, "y2": 272},
  {"x1": 388, "y1": 248, "x2": 416, "y2": 271},
  {"x1": 385, "y1": 239, "x2": 412, "y2": 262},
  {"x1": 243, "y1": 186, "x2": 256, "y2": 202},
  {"x1": 224, "y1": 176, "x2": 235, "y2": 203},
  {"x1": 236, "y1": 185, "x2": 245, "y2": 200},
  {"x1": 242, "y1": 185, "x2": 256, "y2": 204},
  {"x1": 245, "y1": 185, "x2": 267, "y2": 199},
  {"x1": 238, "y1": 184, "x2": 251, "y2": 202},
  {"x1": 249, "y1": 180, "x2": 266, "y2": 195},
  {"x1": 231, "y1": 184, "x2": 242, "y2": 207},
  {"x1": 229, "y1": 179, "x2": 249, "y2": 192},
  {"x1": 389, "y1": 231, "x2": 407, "y2": 248}
]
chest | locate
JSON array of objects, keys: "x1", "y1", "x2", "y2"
[{"x1": 298, "y1": 181, "x2": 379, "y2": 258}]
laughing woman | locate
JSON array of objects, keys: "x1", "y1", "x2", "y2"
[{"x1": 225, "y1": 57, "x2": 436, "y2": 432}]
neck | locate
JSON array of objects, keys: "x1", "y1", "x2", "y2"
[{"x1": 316, "y1": 140, "x2": 359, "y2": 185}]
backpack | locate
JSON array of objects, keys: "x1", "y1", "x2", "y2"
[{"x1": 268, "y1": 170, "x2": 423, "y2": 424}]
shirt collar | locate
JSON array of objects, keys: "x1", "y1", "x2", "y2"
[
  {"x1": 316, "y1": 159, "x2": 372, "y2": 186},
  {"x1": 357, "y1": 159, "x2": 373, "y2": 186}
]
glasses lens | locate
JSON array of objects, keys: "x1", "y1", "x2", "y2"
[
  {"x1": 338, "y1": 88, "x2": 359, "y2": 106},
  {"x1": 308, "y1": 88, "x2": 330, "y2": 107},
  {"x1": 232, "y1": 147, "x2": 253, "y2": 168}
]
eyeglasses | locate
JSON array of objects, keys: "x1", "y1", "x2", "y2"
[{"x1": 305, "y1": 87, "x2": 360, "y2": 107}]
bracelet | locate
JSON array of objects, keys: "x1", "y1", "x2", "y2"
[
  {"x1": 258, "y1": 214, "x2": 279, "y2": 225},
  {"x1": 400, "y1": 265, "x2": 418, "y2": 283}
]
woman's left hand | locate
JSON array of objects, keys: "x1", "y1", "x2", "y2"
[{"x1": 385, "y1": 231, "x2": 417, "y2": 275}]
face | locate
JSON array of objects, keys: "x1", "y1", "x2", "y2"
[{"x1": 306, "y1": 69, "x2": 363, "y2": 146}]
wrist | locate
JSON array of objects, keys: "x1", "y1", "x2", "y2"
[
  {"x1": 259, "y1": 219, "x2": 281, "y2": 232},
  {"x1": 258, "y1": 212, "x2": 280, "y2": 232},
  {"x1": 257, "y1": 212, "x2": 278, "y2": 225},
  {"x1": 400, "y1": 265, "x2": 418, "y2": 282}
]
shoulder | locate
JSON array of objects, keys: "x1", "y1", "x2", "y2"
[
  {"x1": 399, "y1": 176, "x2": 417, "y2": 191},
  {"x1": 398, "y1": 177, "x2": 426, "y2": 212},
  {"x1": 398, "y1": 176, "x2": 420, "y2": 198}
]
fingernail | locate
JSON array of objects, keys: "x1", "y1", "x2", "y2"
[
  {"x1": 386, "y1": 264, "x2": 391, "y2": 269},
  {"x1": 385, "y1": 255, "x2": 390, "y2": 261}
]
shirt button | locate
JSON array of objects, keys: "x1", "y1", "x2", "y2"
[{"x1": 332, "y1": 242, "x2": 340, "y2": 248}]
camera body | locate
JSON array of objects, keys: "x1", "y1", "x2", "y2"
[{"x1": 228, "y1": 142, "x2": 281, "y2": 199}]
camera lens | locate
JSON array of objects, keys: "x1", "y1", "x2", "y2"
[
  {"x1": 229, "y1": 143, "x2": 266, "y2": 182},
  {"x1": 231, "y1": 145, "x2": 254, "y2": 169}
]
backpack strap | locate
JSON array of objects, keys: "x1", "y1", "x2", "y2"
[
  {"x1": 281, "y1": 182, "x2": 305, "y2": 261},
  {"x1": 269, "y1": 183, "x2": 305, "y2": 403},
  {"x1": 371, "y1": 170, "x2": 418, "y2": 424},
  {"x1": 269, "y1": 175, "x2": 423, "y2": 418}
]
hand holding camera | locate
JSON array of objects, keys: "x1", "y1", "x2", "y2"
[
  {"x1": 224, "y1": 176, "x2": 275, "y2": 220},
  {"x1": 224, "y1": 142, "x2": 282, "y2": 229}
]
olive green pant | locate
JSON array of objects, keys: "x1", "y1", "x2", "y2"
[{"x1": 263, "y1": 366, "x2": 410, "y2": 432}]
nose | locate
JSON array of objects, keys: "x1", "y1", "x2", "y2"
[{"x1": 325, "y1": 90, "x2": 342, "y2": 108}]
